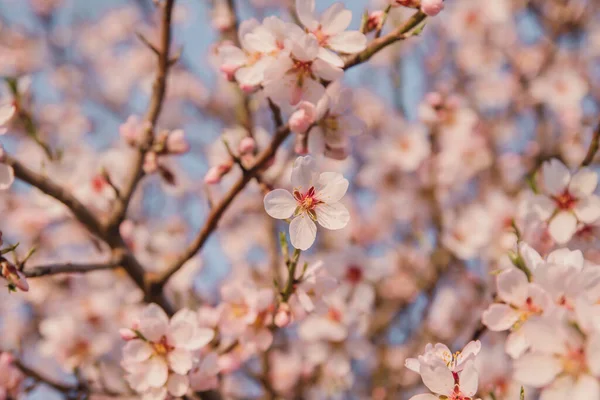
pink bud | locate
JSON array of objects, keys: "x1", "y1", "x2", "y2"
[
  {"x1": 421, "y1": 0, "x2": 444, "y2": 16},
  {"x1": 240, "y1": 83, "x2": 258, "y2": 94},
  {"x1": 366, "y1": 11, "x2": 384, "y2": 33},
  {"x1": 204, "y1": 163, "x2": 232, "y2": 185},
  {"x1": 238, "y1": 137, "x2": 256, "y2": 155},
  {"x1": 289, "y1": 101, "x2": 317, "y2": 134},
  {"x1": 166, "y1": 129, "x2": 190, "y2": 155},
  {"x1": 143, "y1": 152, "x2": 159, "y2": 174},
  {"x1": 1, "y1": 261, "x2": 29, "y2": 292},
  {"x1": 220, "y1": 64, "x2": 239, "y2": 81},
  {"x1": 119, "y1": 328, "x2": 137, "y2": 341},
  {"x1": 274, "y1": 304, "x2": 291, "y2": 328},
  {"x1": 392, "y1": 0, "x2": 420, "y2": 7}
]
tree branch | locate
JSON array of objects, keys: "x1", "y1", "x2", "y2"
[
  {"x1": 3, "y1": 154, "x2": 104, "y2": 237},
  {"x1": 343, "y1": 11, "x2": 427, "y2": 71},
  {"x1": 581, "y1": 121, "x2": 600, "y2": 167},
  {"x1": 23, "y1": 257, "x2": 124, "y2": 278},
  {"x1": 107, "y1": 0, "x2": 177, "y2": 231}
]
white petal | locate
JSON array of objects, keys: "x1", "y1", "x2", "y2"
[
  {"x1": 123, "y1": 340, "x2": 153, "y2": 363},
  {"x1": 320, "y1": 3, "x2": 352, "y2": 35},
  {"x1": 420, "y1": 364, "x2": 454, "y2": 395},
  {"x1": 167, "y1": 373, "x2": 190, "y2": 397},
  {"x1": 572, "y1": 375, "x2": 600, "y2": 400},
  {"x1": 264, "y1": 189, "x2": 297, "y2": 219},
  {"x1": 0, "y1": 104, "x2": 15, "y2": 127},
  {"x1": 142, "y1": 387, "x2": 168, "y2": 400},
  {"x1": 327, "y1": 31, "x2": 367, "y2": 53},
  {"x1": 586, "y1": 333, "x2": 600, "y2": 376},
  {"x1": 186, "y1": 328, "x2": 215, "y2": 350},
  {"x1": 291, "y1": 156, "x2": 318, "y2": 190},
  {"x1": 317, "y1": 47, "x2": 344, "y2": 68},
  {"x1": 167, "y1": 321, "x2": 194, "y2": 349},
  {"x1": 482, "y1": 303, "x2": 521, "y2": 331},
  {"x1": 547, "y1": 248, "x2": 584, "y2": 270},
  {"x1": 521, "y1": 319, "x2": 567, "y2": 354},
  {"x1": 404, "y1": 358, "x2": 421, "y2": 373},
  {"x1": 146, "y1": 357, "x2": 169, "y2": 388},
  {"x1": 519, "y1": 242, "x2": 543, "y2": 272},
  {"x1": 289, "y1": 214, "x2": 317, "y2": 251},
  {"x1": 0, "y1": 164, "x2": 14, "y2": 190},
  {"x1": 542, "y1": 159, "x2": 571, "y2": 196},
  {"x1": 497, "y1": 268, "x2": 529, "y2": 306},
  {"x1": 548, "y1": 211, "x2": 578, "y2": 244},
  {"x1": 513, "y1": 353, "x2": 562, "y2": 387},
  {"x1": 569, "y1": 167, "x2": 598, "y2": 196},
  {"x1": 307, "y1": 127, "x2": 326, "y2": 155},
  {"x1": 315, "y1": 202, "x2": 350, "y2": 230},
  {"x1": 574, "y1": 195, "x2": 600, "y2": 223},
  {"x1": 139, "y1": 304, "x2": 170, "y2": 342},
  {"x1": 530, "y1": 194, "x2": 556, "y2": 220},
  {"x1": 167, "y1": 349, "x2": 193, "y2": 375},
  {"x1": 506, "y1": 329, "x2": 529, "y2": 359},
  {"x1": 316, "y1": 172, "x2": 349, "y2": 203},
  {"x1": 312, "y1": 58, "x2": 343, "y2": 82},
  {"x1": 458, "y1": 360, "x2": 478, "y2": 396},
  {"x1": 296, "y1": 0, "x2": 318, "y2": 31}
]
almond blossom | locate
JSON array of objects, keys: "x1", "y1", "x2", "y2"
[
  {"x1": 528, "y1": 159, "x2": 600, "y2": 244},
  {"x1": 263, "y1": 32, "x2": 343, "y2": 106},
  {"x1": 295, "y1": 0, "x2": 367, "y2": 68},
  {"x1": 264, "y1": 156, "x2": 350, "y2": 250},
  {"x1": 121, "y1": 304, "x2": 215, "y2": 399},
  {"x1": 405, "y1": 341, "x2": 482, "y2": 400}
]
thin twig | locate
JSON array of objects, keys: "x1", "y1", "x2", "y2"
[{"x1": 23, "y1": 258, "x2": 123, "y2": 278}]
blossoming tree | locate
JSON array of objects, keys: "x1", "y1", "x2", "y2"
[{"x1": 1, "y1": 0, "x2": 600, "y2": 399}]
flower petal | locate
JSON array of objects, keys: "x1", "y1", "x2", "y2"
[
  {"x1": 548, "y1": 211, "x2": 578, "y2": 244},
  {"x1": 146, "y1": 357, "x2": 169, "y2": 388},
  {"x1": 296, "y1": 0, "x2": 318, "y2": 31},
  {"x1": 291, "y1": 156, "x2": 319, "y2": 190},
  {"x1": 497, "y1": 268, "x2": 529, "y2": 306},
  {"x1": 312, "y1": 58, "x2": 343, "y2": 82},
  {"x1": 327, "y1": 31, "x2": 367, "y2": 53},
  {"x1": 420, "y1": 364, "x2": 454, "y2": 396},
  {"x1": 320, "y1": 3, "x2": 352, "y2": 35},
  {"x1": 123, "y1": 340, "x2": 154, "y2": 363},
  {"x1": 482, "y1": 303, "x2": 521, "y2": 331},
  {"x1": 168, "y1": 348, "x2": 193, "y2": 375},
  {"x1": 569, "y1": 167, "x2": 598, "y2": 196},
  {"x1": 0, "y1": 164, "x2": 14, "y2": 190},
  {"x1": 459, "y1": 360, "x2": 478, "y2": 396},
  {"x1": 289, "y1": 214, "x2": 317, "y2": 251},
  {"x1": 167, "y1": 373, "x2": 190, "y2": 397},
  {"x1": 574, "y1": 195, "x2": 600, "y2": 224},
  {"x1": 139, "y1": 304, "x2": 170, "y2": 342},
  {"x1": 316, "y1": 172, "x2": 349, "y2": 203},
  {"x1": 542, "y1": 159, "x2": 571, "y2": 196},
  {"x1": 315, "y1": 202, "x2": 350, "y2": 230},
  {"x1": 317, "y1": 47, "x2": 344, "y2": 68},
  {"x1": 513, "y1": 353, "x2": 562, "y2": 387},
  {"x1": 264, "y1": 189, "x2": 297, "y2": 219},
  {"x1": 407, "y1": 395, "x2": 438, "y2": 400}
]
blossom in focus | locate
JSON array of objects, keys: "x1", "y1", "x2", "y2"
[
  {"x1": 405, "y1": 341, "x2": 481, "y2": 400},
  {"x1": 264, "y1": 156, "x2": 350, "y2": 250},
  {"x1": 263, "y1": 32, "x2": 343, "y2": 106},
  {"x1": 527, "y1": 159, "x2": 600, "y2": 244},
  {"x1": 121, "y1": 304, "x2": 215, "y2": 399},
  {"x1": 295, "y1": 0, "x2": 367, "y2": 68}
]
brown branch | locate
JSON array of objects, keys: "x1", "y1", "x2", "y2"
[
  {"x1": 23, "y1": 257, "x2": 123, "y2": 278},
  {"x1": 581, "y1": 121, "x2": 600, "y2": 167},
  {"x1": 3, "y1": 154, "x2": 104, "y2": 237},
  {"x1": 107, "y1": 0, "x2": 176, "y2": 231},
  {"x1": 152, "y1": 124, "x2": 292, "y2": 289},
  {"x1": 14, "y1": 359, "x2": 76, "y2": 393},
  {"x1": 343, "y1": 10, "x2": 427, "y2": 71}
]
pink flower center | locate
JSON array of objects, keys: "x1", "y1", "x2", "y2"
[
  {"x1": 294, "y1": 186, "x2": 322, "y2": 213},
  {"x1": 91, "y1": 175, "x2": 107, "y2": 193},
  {"x1": 562, "y1": 346, "x2": 587, "y2": 377},
  {"x1": 346, "y1": 265, "x2": 363, "y2": 284},
  {"x1": 553, "y1": 189, "x2": 577, "y2": 210},
  {"x1": 312, "y1": 27, "x2": 329, "y2": 46},
  {"x1": 152, "y1": 336, "x2": 174, "y2": 356}
]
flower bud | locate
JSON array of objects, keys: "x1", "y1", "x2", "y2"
[
  {"x1": 365, "y1": 11, "x2": 384, "y2": 33},
  {"x1": 219, "y1": 64, "x2": 238, "y2": 82},
  {"x1": 421, "y1": 0, "x2": 444, "y2": 16},
  {"x1": 120, "y1": 115, "x2": 149, "y2": 147},
  {"x1": 119, "y1": 328, "x2": 137, "y2": 341},
  {"x1": 204, "y1": 163, "x2": 232, "y2": 185},
  {"x1": 1, "y1": 259, "x2": 29, "y2": 292},
  {"x1": 143, "y1": 152, "x2": 159, "y2": 174},
  {"x1": 392, "y1": 0, "x2": 420, "y2": 8},
  {"x1": 166, "y1": 129, "x2": 190, "y2": 155},
  {"x1": 289, "y1": 101, "x2": 317, "y2": 134},
  {"x1": 274, "y1": 304, "x2": 291, "y2": 328},
  {"x1": 238, "y1": 137, "x2": 256, "y2": 155}
]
